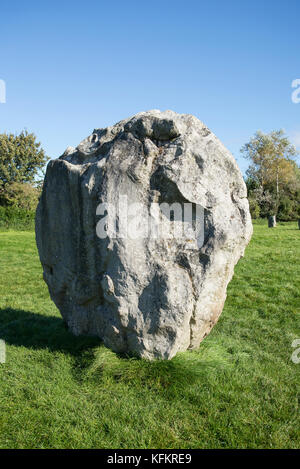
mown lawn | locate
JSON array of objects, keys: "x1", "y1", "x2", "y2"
[{"x1": 0, "y1": 223, "x2": 299, "y2": 449}]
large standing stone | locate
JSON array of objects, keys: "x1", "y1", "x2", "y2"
[{"x1": 36, "y1": 110, "x2": 252, "y2": 359}]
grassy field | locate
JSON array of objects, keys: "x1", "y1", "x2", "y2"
[{"x1": 0, "y1": 223, "x2": 299, "y2": 449}]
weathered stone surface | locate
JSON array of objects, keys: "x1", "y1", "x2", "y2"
[{"x1": 36, "y1": 110, "x2": 252, "y2": 360}]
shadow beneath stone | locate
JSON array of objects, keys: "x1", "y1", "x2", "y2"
[
  {"x1": 0, "y1": 308, "x2": 219, "y2": 394},
  {"x1": 0, "y1": 307, "x2": 100, "y2": 355}
]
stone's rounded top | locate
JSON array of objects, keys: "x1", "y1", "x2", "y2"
[
  {"x1": 62, "y1": 146, "x2": 76, "y2": 156},
  {"x1": 124, "y1": 115, "x2": 180, "y2": 141},
  {"x1": 58, "y1": 109, "x2": 248, "y2": 205},
  {"x1": 76, "y1": 132, "x2": 101, "y2": 157},
  {"x1": 66, "y1": 110, "x2": 204, "y2": 159}
]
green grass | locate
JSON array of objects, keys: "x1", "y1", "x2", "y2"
[{"x1": 0, "y1": 223, "x2": 299, "y2": 449}]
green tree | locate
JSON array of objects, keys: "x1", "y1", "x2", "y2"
[
  {"x1": 0, "y1": 130, "x2": 49, "y2": 204},
  {"x1": 3, "y1": 182, "x2": 41, "y2": 210},
  {"x1": 242, "y1": 130, "x2": 299, "y2": 218}
]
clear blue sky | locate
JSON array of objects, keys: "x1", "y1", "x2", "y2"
[{"x1": 1, "y1": 0, "x2": 300, "y2": 174}]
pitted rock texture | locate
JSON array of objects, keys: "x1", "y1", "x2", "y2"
[{"x1": 36, "y1": 110, "x2": 252, "y2": 359}]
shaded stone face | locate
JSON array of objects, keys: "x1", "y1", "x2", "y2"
[{"x1": 36, "y1": 110, "x2": 252, "y2": 360}]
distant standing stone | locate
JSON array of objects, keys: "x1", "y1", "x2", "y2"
[{"x1": 268, "y1": 216, "x2": 276, "y2": 228}]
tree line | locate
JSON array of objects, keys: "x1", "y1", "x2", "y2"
[{"x1": 242, "y1": 130, "x2": 300, "y2": 221}]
